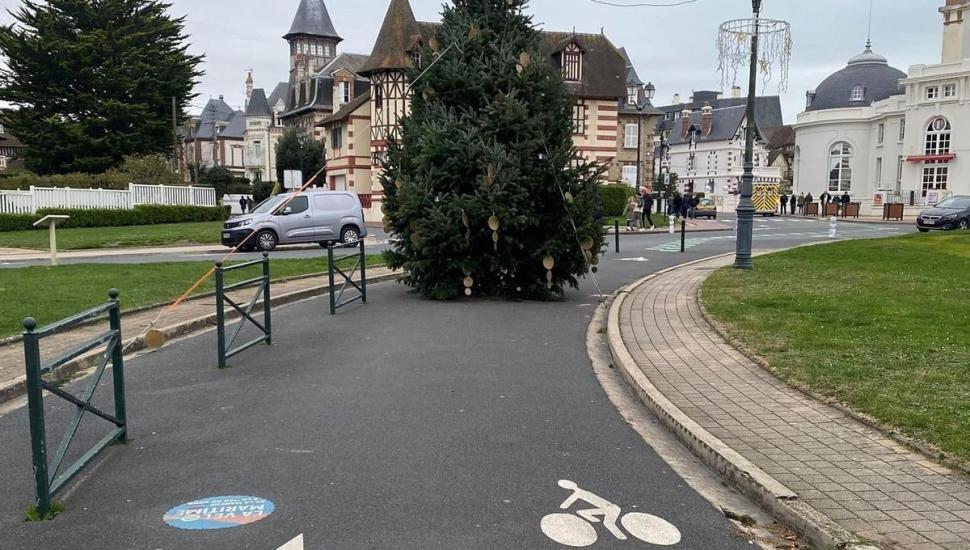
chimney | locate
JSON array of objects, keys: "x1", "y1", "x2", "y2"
[
  {"x1": 672, "y1": 93, "x2": 681, "y2": 105},
  {"x1": 732, "y1": 86, "x2": 742, "y2": 98},
  {"x1": 246, "y1": 71, "x2": 254, "y2": 99},
  {"x1": 941, "y1": 0, "x2": 970, "y2": 63},
  {"x1": 681, "y1": 109, "x2": 691, "y2": 137},
  {"x1": 219, "y1": 95, "x2": 224, "y2": 101},
  {"x1": 701, "y1": 102, "x2": 713, "y2": 136}
]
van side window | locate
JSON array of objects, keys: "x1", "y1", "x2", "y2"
[
  {"x1": 282, "y1": 196, "x2": 309, "y2": 214},
  {"x1": 313, "y1": 194, "x2": 355, "y2": 211}
]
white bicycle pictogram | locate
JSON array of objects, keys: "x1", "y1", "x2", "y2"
[{"x1": 540, "y1": 480, "x2": 682, "y2": 547}]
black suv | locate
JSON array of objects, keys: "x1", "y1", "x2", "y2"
[{"x1": 917, "y1": 196, "x2": 970, "y2": 232}]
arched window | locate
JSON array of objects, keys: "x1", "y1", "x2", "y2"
[
  {"x1": 828, "y1": 142, "x2": 852, "y2": 192},
  {"x1": 850, "y1": 86, "x2": 865, "y2": 101},
  {"x1": 925, "y1": 117, "x2": 951, "y2": 155}
]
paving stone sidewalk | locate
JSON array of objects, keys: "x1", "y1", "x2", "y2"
[
  {"x1": 0, "y1": 267, "x2": 393, "y2": 399},
  {"x1": 617, "y1": 256, "x2": 970, "y2": 549}
]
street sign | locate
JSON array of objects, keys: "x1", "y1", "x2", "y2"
[
  {"x1": 163, "y1": 495, "x2": 275, "y2": 530},
  {"x1": 283, "y1": 170, "x2": 303, "y2": 190},
  {"x1": 32, "y1": 214, "x2": 70, "y2": 266}
]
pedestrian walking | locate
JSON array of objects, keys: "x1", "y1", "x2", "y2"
[
  {"x1": 779, "y1": 193, "x2": 788, "y2": 215},
  {"x1": 689, "y1": 194, "x2": 701, "y2": 219},
  {"x1": 639, "y1": 190, "x2": 655, "y2": 230},
  {"x1": 797, "y1": 193, "x2": 806, "y2": 215},
  {"x1": 247, "y1": 197, "x2": 255, "y2": 212},
  {"x1": 672, "y1": 193, "x2": 684, "y2": 220},
  {"x1": 239, "y1": 196, "x2": 248, "y2": 214},
  {"x1": 623, "y1": 196, "x2": 639, "y2": 231},
  {"x1": 789, "y1": 194, "x2": 797, "y2": 216}
]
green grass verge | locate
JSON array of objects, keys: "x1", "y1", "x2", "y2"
[
  {"x1": 0, "y1": 222, "x2": 223, "y2": 251},
  {"x1": 0, "y1": 255, "x2": 385, "y2": 339},
  {"x1": 702, "y1": 232, "x2": 970, "y2": 460}
]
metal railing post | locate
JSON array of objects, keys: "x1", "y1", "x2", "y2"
[
  {"x1": 359, "y1": 239, "x2": 367, "y2": 304},
  {"x1": 215, "y1": 262, "x2": 227, "y2": 369},
  {"x1": 614, "y1": 220, "x2": 620, "y2": 253},
  {"x1": 262, "y1": 252, "x2": 272, "y2": 345},
  {"x1": 328, "y1": 245, "x2": 337, "y2": 315},
  {"x1": 107, "y1": 289, "x2": 127, "y2": 443},
  {"x1": 22, "y1": 317, "x2": 51, "y2": 518},
  {"x1": 680, "y1": 219, "x2": 686, "y2": 253}
]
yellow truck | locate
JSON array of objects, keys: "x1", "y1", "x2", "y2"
[{"x1": 752, "y1": 183, "x2": 781, "y2": 216}]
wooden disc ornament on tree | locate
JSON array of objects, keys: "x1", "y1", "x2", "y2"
[
  {"x1": 564, "y1": 192, "x2": 574, "y2": 204},
  {"x1": 581, "y1": 237, "x2": 594, "y2": 251},
  {"x1": 488, "y1": 215, "x2": 500, "y2": 232},
  {"x1": 468, "y1": 25, "x2": 481, "y2": 40},
  {"x1": 429, "y1": 36, "x2": 440, "y2": 52},
  {"x1": 464, "y1": 276, "x2": 474, "y2": 288},
  {"x1": 461, "y1": 210, "x2": 470, "y2": 228},
  {"x1": 423, "y1": 87, "x2": 436, "y2": 101},
  {"x1": 542, "y1": 255, "x2": 555, "y2": 270}
]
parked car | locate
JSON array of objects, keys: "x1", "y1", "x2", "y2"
[
  {"x1": 916, "y1": 195, "x2": 970, "y2": 232},
  {"x1": 221, "y1": 190, "x2": 367, "y2": 251},
  {"x1": 695, "y1": 198, "x2": 717, "y2": 219}
]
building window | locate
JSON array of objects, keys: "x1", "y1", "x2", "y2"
[
  {"x1": 409, "y1": 49, "x2": 421, "y2": 68},
  {"x1": 897, "y1": 156, "x2": 904, "y2": 188},
  {"x1": 374, "y1": 83, "x2": 384, "y2": 110},
  {"x1": 922, "y1": 165, "x2": 948, "y2": 196},
  {"x1": 624, "y1": 123, "x2": 639, "y2": 149},
  {"x1": 850, "y1": 85, "x2": 865, "y2": 101},
  {"x1": 627, "y1": 86, "x2": 638, "y2": 105},
  {"x1": 622, "y1": 165, "x2": 637, "y2": 186},
  {"x1": 899, "y1": 119, "x2": 906, "y2": 142},
  {"x1": 875, "y1": 157, "x2": 882, "y2": 187},
  {"x1": 324, "y1": 43, "x2": 332, "y2": 57},
  {"x1": 927, "y1": 86, "x2": 940, "y2": 99},
  {"x1": 562, "y1": 44, "x2": 582, "y2": 82},
  {"x1": 828, "y1": 142, "x2": 853, "y2": 192},
  {"x1": 878, "y1": 123, "x2": 885, "y2": 144},
  {"x1": 0, "y1": 124, "x2": 5, "y2": 134},
  {"x1": 944, "y1": 83, "x2": 957, "y2": 98},
  {"x1": 252, "y1": 140, "x2": 262, "y2": 160},
  {"x1": 336, "y1": 82, "x2": 350, "y2": 106},
  {"x1": 925, "y1": 117, "x2": 951, "y2": 155},
  {"x1": 330, "y1": 126, "x2": 343, "y2": 149},
  {"x1": 572, "y1": 103, "x2": 586, "y2": 135}
]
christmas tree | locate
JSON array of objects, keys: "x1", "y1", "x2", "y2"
[{"x1": 380, "y1": 0, "x2": 605, "y2": 300}]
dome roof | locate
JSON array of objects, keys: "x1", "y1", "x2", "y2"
[{"x1": 806, "y1": 43, "x2": 906, "y2": 112}]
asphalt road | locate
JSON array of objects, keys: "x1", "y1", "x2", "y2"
[{"x1": 0, "y1": 215, "x2": 911, "y2": 549}]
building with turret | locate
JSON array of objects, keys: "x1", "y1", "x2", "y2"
[
  {"x1": 794, "y1": 0, "x2": 970, "y2": 214},
  {"x1": 317, "y1": 0, "x2": 659, "y2": 219}
]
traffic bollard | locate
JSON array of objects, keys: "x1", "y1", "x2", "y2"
[
  {"x1": 614, "y1": 220, "x2": 620, "y2": 253},
  {"x1": 680, "y1": 219, "x2": 687, "y2": 253},
  {"x1": 829, "y1": 216, "x2": 838, "y2": 239},
  {"x1": 668, "y1": 217, "x2": 675, "y2": 234}
]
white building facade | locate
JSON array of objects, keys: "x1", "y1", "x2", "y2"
[{"x1": 794, "y1": 0, "x2": 970, "y2": 214}]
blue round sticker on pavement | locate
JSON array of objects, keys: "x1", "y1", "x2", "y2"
[{"x1": 163, "y1": 496, "x2": 275, "y2": 530}]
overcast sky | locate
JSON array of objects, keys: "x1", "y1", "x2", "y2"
[{"x1": 0, "y1": 0, "x2": 946, "y2": 121}]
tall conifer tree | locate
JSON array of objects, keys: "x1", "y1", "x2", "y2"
[
  {"x1": 380, "y1": 0, "x2": 605, "y2": 300},
  {"x1": 0, "y1": 0, "x2": 203, "y2": 174}
]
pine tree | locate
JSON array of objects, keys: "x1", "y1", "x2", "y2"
[
  {"x1": 0, "y1": 0, "x2": 203, "y2": 175},
  {"x1": 380, "y1": 0, "x2": 605, "y2": 300}
]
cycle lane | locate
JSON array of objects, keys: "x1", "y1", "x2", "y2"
[{"x1": 0, "y1": 244, "x2": 758, "y2": 549}]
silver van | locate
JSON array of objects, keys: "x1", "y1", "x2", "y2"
[{"x1": 221, "y1": 190, "x2": 367, "y2": 251}]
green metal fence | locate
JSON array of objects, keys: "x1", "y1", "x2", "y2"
[
  {"x1": 215, "y1": 252, "x2": 272, "y2": 369},
  {"x1": 22, "y1": 289, "x2": 128, "y2": 519},
  {"x1": 328, "y1": 240, "x2": 367, "y2": 315}
]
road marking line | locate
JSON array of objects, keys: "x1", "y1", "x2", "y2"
[{"x1": 277, "y1": 534, "x2": 304, "y2": 550}]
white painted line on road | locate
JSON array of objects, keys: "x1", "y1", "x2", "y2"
[
  {"x1": 619, "y1": 257, "x2": 650, "y2": 262},
  {"x1": 539, "y1": 480, "x2": 681, "y2": 547},
  {"x1": 276, "y1": 534, "x2": 303, "y2": 550}
]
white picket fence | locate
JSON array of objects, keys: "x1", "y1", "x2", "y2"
[{"x1": 0, "y1": 183, "x2": 217, "y2": 214}]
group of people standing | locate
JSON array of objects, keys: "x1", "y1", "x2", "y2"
[
  {"x1": 238, "y1": 196, "x2": 256, "y2": 214},
  {"x1": 622, "y1": 189, "x2": 703, "y2": 231},
  {"x1": 778, "y1": 191, "x2": 852, "y2": 216}
]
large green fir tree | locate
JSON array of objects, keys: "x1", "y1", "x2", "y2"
[
  {"x1": 0, "y1": 0, "x2": 203, "y2": 175},
  {"x1": 381, "y1": 0, "x2": 605, "y2": 300}
]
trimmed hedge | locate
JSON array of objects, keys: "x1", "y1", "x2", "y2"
[
  {"x1": 599, "y1": 184, "x2": 636, "y2": 217},
  {"x1": 0, "y1": 205, "x2": 229, "y2": 232}
]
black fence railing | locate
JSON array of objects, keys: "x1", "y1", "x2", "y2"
[
  {"x1": 215, "y1": 253, "x2": 272, "y2": 370},
  {"x1": 328, "y1": 240, "x2": 367, "y2": 315}
]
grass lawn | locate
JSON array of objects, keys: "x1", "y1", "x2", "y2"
[
  {"x1": 702, "y1": 232, "x2": 970, "y2": 460},
  {"x1": 0, "y1": 222, "x2": 223, "y2": 251},
  {"x1": 0, "y1": 255, "x2": 385, "y2": 339}
]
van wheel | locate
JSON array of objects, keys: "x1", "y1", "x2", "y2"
[
  {"x1": 340, "y1": 226, "x2": 360, "y2": 243},
  {"x1": 255, "y1": 230, "x2": 278, "y2": 251}
]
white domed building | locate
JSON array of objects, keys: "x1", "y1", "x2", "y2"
[{"x1": 794, "y1": 0, "x2": 970, "y2": 214}]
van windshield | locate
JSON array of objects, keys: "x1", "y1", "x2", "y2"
[{"x1": 250, "y1": 196, "x2": 286, "y2": 215}]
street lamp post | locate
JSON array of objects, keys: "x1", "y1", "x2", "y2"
[{"x1": 734, "y1": 0, "x2": 762, "y2": 270}]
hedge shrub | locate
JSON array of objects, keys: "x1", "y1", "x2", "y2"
[
  {"x1": 0, "y1": 205, "x2": 228, "y2": 232},
  {"x1": 598, "y1": 185, "x2": 636, "y2": 217}
]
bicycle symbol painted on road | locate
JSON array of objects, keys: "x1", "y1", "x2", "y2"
[{"x1": 540, "y1": 480, "x2": 682, "y2": 547}]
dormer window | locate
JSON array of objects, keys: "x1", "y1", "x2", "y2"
[
  {"x1": 562, "y1": 43, "x2": 582, "y2": 82},
  {"x1": 850, "y1": 85, "x2": 865, "y2": 101},
  {"x1": 409, "y1": 49, "x2": 422, "y2": 68},
  {"x1": 337, "y1": 81, "x2": 350, "y2": 106}
]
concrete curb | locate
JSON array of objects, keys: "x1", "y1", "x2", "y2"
[
  {"x1": 605, "y1": 255, "x2": 864, "y2": 550},
  {"x1": 0, "y1": 272, "x2": 399, "y2": 406}
]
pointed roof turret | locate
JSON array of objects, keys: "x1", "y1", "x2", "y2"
[
  {"x1": 246, "y1": 89, "x2": 273, "y2": 117},
  {"x1": 284, "y1": 0, "x2": 341, "y2": 42},
  {"x1": 359, "y1": 0, "x2": 420, "y2": 75}
]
